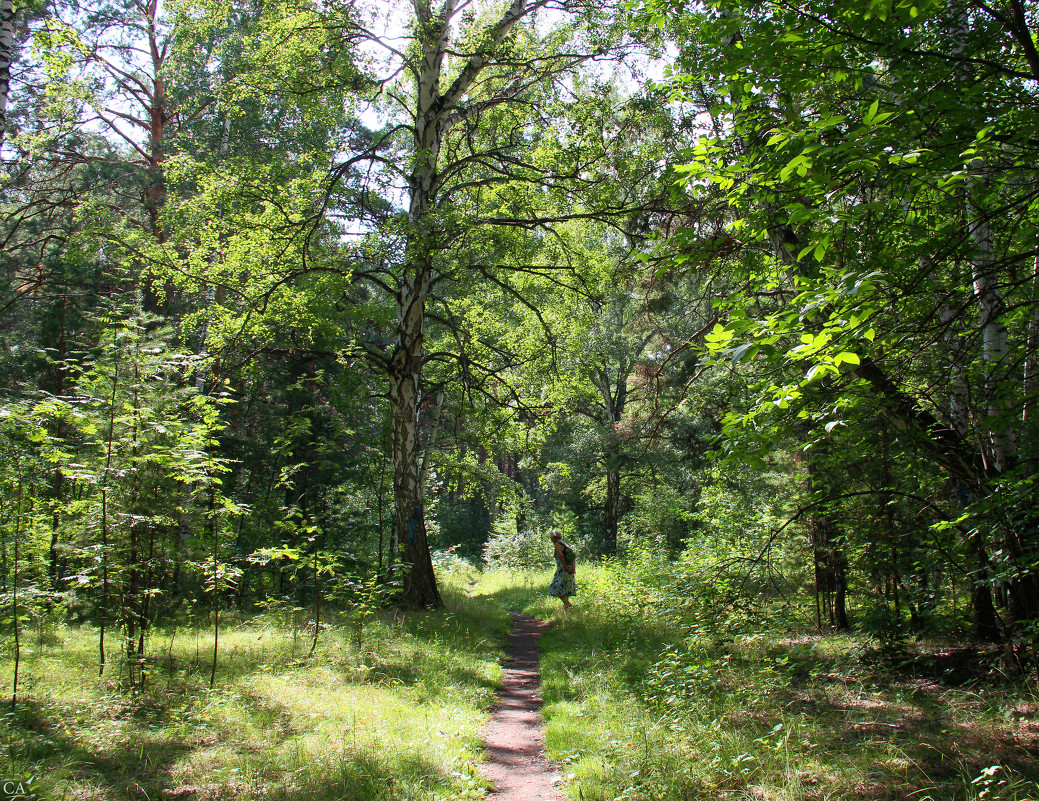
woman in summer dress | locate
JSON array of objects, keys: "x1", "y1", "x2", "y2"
[{"x1": 548, "y1": 529, "x2": 576, "y2": 609}]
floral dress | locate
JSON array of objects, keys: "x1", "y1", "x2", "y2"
[{"x1": 549, "y1": 542, "x2": 577, "y2": 598}]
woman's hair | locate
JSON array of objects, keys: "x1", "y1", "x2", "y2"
[{"x1": 549, "y1": 528, "x2": 562, "y2": 540}]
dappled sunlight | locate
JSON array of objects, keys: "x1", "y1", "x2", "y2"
[{"x1": 0, "y1": 602, "x2": 509, "y2": 801}]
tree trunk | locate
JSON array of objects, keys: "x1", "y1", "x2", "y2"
[
  {"x1": 604, "y1": 459, "x2": 620, "y2": 556},
  {"x1": 390, "y1": 261, "x2": 441, "y2": 607},
  {"x1": 965, "y1": 160, "x2": 1039, "y2": 631},
  {"x1": 384, "y1": 0, "x2": 538, "y2": 605},
  {"x1": 1023, "y1": 251, "x2": 1039, "y2": 427},
  {"x1": 967, "y1": 168, "x2": 1016, "y2": 473},
  {"x1": 810, "y1": 513, "x2": 849, "y2": 630},
  {"x1": 805, "y1": 455, "x2": 850, "y2": 630},
  {"x1": 387, "y1": 0, "x2": 450, "y2": 607},
  {"x1": 0, "y1": 0, "x2": 13, "y2": 151},
  {"x1": 970, "y1": 528, "x2": 1001, "y2": 642}
]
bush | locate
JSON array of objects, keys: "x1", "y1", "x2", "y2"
[{"x1": 482, "y1": 517, "x2": 553, "y2": 570}]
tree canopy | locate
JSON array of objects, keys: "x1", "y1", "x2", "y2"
[{"x1": 1, "y1": 0, "x2": 1038, "y2": 674}]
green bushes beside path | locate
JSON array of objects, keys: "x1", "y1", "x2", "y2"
[{"x1": 524, "y1": 562, "x2": 1039, "y2": 801}]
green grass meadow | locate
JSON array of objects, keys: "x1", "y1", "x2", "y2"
[
  {"x1": 2, "y1": 565, "x2": 1039, "y2": 800},
  {"x1": 0, "y1": 572, "x2": 509, "y2": 801}
]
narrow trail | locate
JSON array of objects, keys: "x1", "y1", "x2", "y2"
[{"x1": 481, "y1": 612, "x2": 565, "y2": 801}]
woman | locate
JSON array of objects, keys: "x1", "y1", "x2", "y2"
[{"x1": 548, "y1": 529, "x2": 576, "y2": 610}]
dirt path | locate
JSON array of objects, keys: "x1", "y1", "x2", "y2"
[{"x1": 481, "y1": 612, "x2": 565, "y2": 801}]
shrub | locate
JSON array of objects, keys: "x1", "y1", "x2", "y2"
[{"x1": 482, "y1": 517, "x2": 553, "y2": 570}]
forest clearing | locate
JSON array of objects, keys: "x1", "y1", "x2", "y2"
[
  {"x1": 4, "y1": 0, "x2": 1039, "y2": 797},
  {"x1": 2, "y1": 566, "x2": 1039, "y2": 800}
]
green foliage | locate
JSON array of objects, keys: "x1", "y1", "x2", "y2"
[{"x1": 481, "y1": 515, "x2": 553, "y2": 572}]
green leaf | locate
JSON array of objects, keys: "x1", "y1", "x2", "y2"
[
  {"x1": 865, "y1": 99, "x2": 880, "y2": 124},
  {"x1": 731, "y1": 343, "x2": 757, "y2": 364}
]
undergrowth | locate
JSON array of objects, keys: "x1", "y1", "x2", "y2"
[{"x1": 529, "y1": 558, "x2": 1039, "y2": 801}]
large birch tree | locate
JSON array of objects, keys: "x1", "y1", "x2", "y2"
[{"x1": 329, "y1": 0, "x2": 638, "y2": 605}]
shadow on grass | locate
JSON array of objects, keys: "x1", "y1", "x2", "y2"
[
  {"x1": 4, "y1": 698, "x2": 195, "y2": 800},
  {"x1": 539, "y1": 605, "x2": 1039, "y2": 800},
  {"x1": 5, "y1": 695, "x2": 482, "y2": 801},
  {"x1": 5, "y1": 667, "x2": 491, "y2": 801},
  {"x1": 1, "y1": 591, "x2": 516, "y2": 801}
]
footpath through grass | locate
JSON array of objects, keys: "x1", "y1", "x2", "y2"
[{"x1": 3, "y1": 565, "x2": 1039, "y2": 800}]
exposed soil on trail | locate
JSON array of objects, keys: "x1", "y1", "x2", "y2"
[{"x1": 481, "y1": 612, "x2": 565, "y2": 801}]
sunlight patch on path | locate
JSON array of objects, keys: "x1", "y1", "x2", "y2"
[{"x1": 481, "y1": 612, "x2": 565, "y2": 801}]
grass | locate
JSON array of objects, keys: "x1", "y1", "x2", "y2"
[
  {"x1": 530, "y1": 562, "x2": 1039, "y2": 801},
  {"x1": 3, "y1": 565, "x2": 1039, "y2": 801},
  {"x1": 0, "y1": 576, "x2": 512, "y2": 801}
]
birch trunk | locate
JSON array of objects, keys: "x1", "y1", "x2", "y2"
[
  {"x1": 0, "y1": 0, "x2": 13, "y2": 151},
  {"x1": 966, "y1": 166, "x2": 1016, "y2": 473},
  {"x1": 389, "y1": 0, "x2": 532, "y2": 606},
  {"x1": 388, "y1": 0, "x2": 451, "y2": 608},
  {"x1": 390, "y1": 257, "x2": 442, "y2": 607}
]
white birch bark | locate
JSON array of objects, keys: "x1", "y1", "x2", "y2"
[
  {"x1": 0, "y1": 0, "x2": 15, "y2": 151},
  {"x1": 948, "y1": 4, "x2": 1016, "y2": 473},
  {"x1": 392, "y1": 0, "x2": 536, "y2": 605},
  {"x1": 966, "y1": 164, "x2": 1016, "y2": 473}
]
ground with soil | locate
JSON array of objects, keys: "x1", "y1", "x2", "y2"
[{"x1": 481, "y1": 612, "x2": 564, "y2": 801}]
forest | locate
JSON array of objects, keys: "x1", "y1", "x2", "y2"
[{"x1": 2, "y1": 0, "x2": 1039, "y2": 798}]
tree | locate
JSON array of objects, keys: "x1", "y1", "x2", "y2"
[
  {"x1": 316, "y1": 0, "x2": 647, "y2": 604},
  {"x1": 646, "y1": 0, "x2": 1039, "y2": 639}
]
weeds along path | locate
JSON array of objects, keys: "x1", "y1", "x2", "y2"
[{"x1": 481, "y1": 612, "x2": 564, "y2": 801}]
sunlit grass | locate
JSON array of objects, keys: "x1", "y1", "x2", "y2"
[
  {"x1": 468, "y1": 567, "x2": 556, "y2": 617},
  {"x1": 3, "y1": 567, "x2": 1039, "y2": 801},
  {"x1": 530, "y1": 563, "x2": 1039, "y2": 801},
  {"x1": 0, "y1": 575, "x2": 508, "y2": 801}
]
